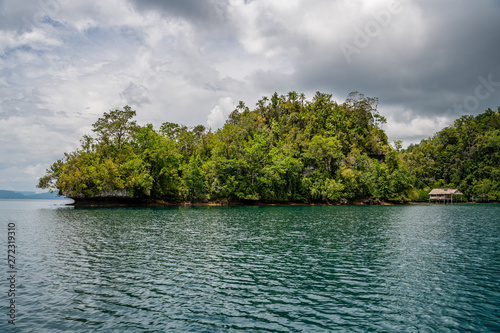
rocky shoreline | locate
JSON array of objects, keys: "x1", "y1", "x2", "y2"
[
  {"x1": 66, "y1": 196, "x2": 498, "y2": 207},
  {"x1": 68, "y1": 197, "x2": 415, "y2": 207}
]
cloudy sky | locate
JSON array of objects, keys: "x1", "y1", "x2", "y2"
[{"x1": 1, "y1": 0, "x2": 499, "y2": 191}]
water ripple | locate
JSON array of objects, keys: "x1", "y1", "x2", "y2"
[{"x1": 1, "y1": 203, "x2": 500, "y2": 331}]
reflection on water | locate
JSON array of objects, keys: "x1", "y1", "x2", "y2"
[{"x1": 1, "y1": 201, "x2": 499, "y2": 331}]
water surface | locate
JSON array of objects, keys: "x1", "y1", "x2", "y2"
[{"x1": 1, "y1": 200, "x2": 499, "y2": 331}]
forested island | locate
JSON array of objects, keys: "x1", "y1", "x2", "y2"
[{"x1": 37, "y1": 92, "x2": 500, "y2": 206}]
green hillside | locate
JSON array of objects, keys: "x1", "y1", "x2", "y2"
[
  {"x1": 403, "y1": 108, "x2": 500, "y2": 201},
  {"x1": 37, "y1": 92, "x2": 500, "y2": 203}
]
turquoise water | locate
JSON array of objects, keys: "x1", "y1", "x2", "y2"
[{"x1": 1, "y1": 200, "x2": 500, "y2": 332}]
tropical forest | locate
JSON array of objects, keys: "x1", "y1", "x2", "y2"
[{"x1": 37, "y1": 91, "x2": 500, "y2": 204}]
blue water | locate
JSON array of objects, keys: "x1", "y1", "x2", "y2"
[{"x1": 1, "y1": 200, "x2": 500, "y2": 332}]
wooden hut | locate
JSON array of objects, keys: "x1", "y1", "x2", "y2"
[{"x1": 428, "y1": 188, "x2": 463, "y2": 203}]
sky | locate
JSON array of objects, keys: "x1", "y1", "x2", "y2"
[{"x1": 1, "y1": 0, "x2": 499, "y2": 192}]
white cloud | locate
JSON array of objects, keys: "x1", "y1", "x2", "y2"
[
  {"x1": 207, "y1": 97, "x2": 235, "y2": 130},
  {"x1": 0, "y1": 114, "x2": 81, "y2": 190},
  {"x1": 0, "y1": 28, "x2": 61, "y2": 53},
  {"x1": 385, "y1": 113, "x2": 452, "y2": 146}
]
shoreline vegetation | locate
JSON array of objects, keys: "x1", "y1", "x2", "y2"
[
  {"x1": 68, "y1": 198, "x2": 498, "y2": 208},
  {"x1": 38, "y1": 91, "x2": 500, "y2": 207}
]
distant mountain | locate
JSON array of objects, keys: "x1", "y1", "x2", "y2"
[{"x1": 0, "y1": 190, "x2": 67, "y2": 199}]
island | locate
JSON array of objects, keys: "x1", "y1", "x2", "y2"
[{"x1": 37, "y1": 91, "x2": 500, "y2": 206}]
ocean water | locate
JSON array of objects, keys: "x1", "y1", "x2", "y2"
[{"x1": 1, "y1": 200, "x2": 499, "y2": 332}]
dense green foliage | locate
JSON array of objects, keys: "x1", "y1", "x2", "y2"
[
  {"x1": 38, "y1": 92, "x2": 500, "y2": 203},
  {"x1": 403, "y1": 107, "x2": 500, "y2": 201}
]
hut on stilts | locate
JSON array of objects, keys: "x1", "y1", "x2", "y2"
[{"x1": 428, "y1": 188, "x2": 463, "y2": 204}]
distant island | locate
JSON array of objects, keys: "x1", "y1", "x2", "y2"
[
  {"x1": 0, "y1": 190, "x2": 66, "y2": 200},
  {"x1": 37, "y1": 91, "x2": 500, "y2": 206}
]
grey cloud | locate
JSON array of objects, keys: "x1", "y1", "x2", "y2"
[
  {"x1": 289, "y1": 0, "x2": 500, "y2": 120},
  {"x1": 120, "y1": 82, "x2": 151, "y2": 107},
  {"x1": 0, "y1": 0, "x2": 65, "y2": 33},
  {"x1": 248, "y1": 70, "x2": 296, "y2": 97},
  {"x1": 128, "y1": 0, "x2": 229, "y2": 28},
  {"x1": 0, "y1": 90, "x2": 54, "y2": 119}
]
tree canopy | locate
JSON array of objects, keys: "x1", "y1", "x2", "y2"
[
  {"x1": 403, "y1": 107, "x2": 500, "y2": 201},
  {"x1": 37, "y1": 94, "x2": 500, "y2": 203}
]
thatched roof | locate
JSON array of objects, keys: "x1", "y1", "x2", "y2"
[{"x1": 429, "y1": 188, "x2": 463, "y2": 195}]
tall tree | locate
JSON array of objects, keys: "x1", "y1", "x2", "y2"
[{"x1": 92, "y1": 105, "x2": 138, "y2": 150}]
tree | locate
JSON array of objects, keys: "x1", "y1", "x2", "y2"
[
  {"x1": 92, "y1": 105, "x2": 138, "y2": 150},
  {"x1": 37, "y1": 159, "x2": 64, "y2": 193},
  {"x1": 133, "y1": 124, "x2": 183, "y2": 199},
  {"x1": 160, "y1": 122, "x2": 181, "y2": 140},
  {"x1": 303, "y1": 134, "x2": 343, "y2": 174}
]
